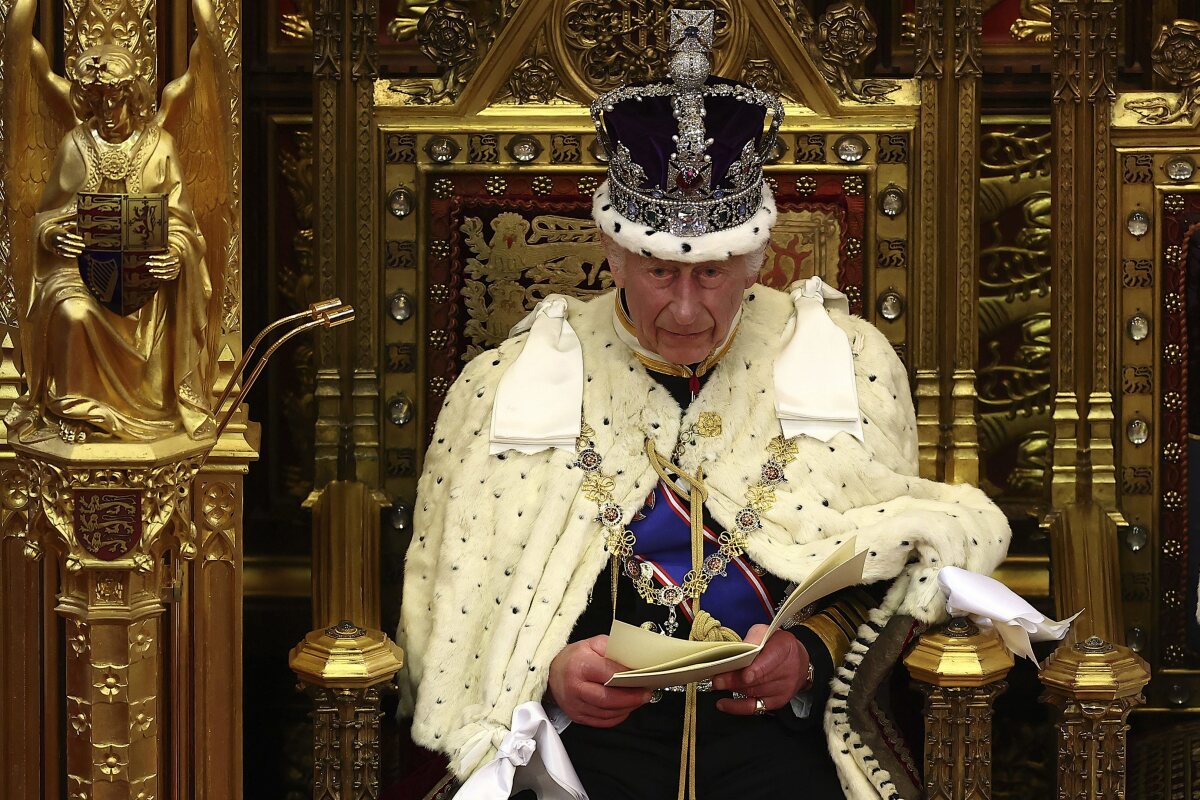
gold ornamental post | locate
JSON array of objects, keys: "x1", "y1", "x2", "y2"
[
  {"x1": 290, "y1": 480, "x2": 404, "y2": 799},
  {"x1": 12, "y1": 435, "x2": 210, "y2": 799},
  {"x1": 904, "y1": 618, "x2": 1015, "y2": 800},
  {"x1": 1039, "y1": 637, "x2": 1150, "y2": 799}
]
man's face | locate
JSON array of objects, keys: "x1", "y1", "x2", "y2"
[
  {"x1": 93, "y1": 82, "x2": 134, "y2": 142},
  {"x1": 611, "y1": 248, "x2": 758, "y2": 365}
]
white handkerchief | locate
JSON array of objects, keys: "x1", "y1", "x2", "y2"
[
  {"x1": 774, "y1": 277, "x2": 864, "y2": 443},
  {"x1": 489, "y1": 295, "x2": 583, "y2": 455},
  {"x1": 455, "y1": 701, "x2": 589, "y2": 800},
  {"x1": 938, "y1": 566, "x2": 1081, "y2": 664}
]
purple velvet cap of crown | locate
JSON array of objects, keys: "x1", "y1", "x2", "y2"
[{"x1": 602, "y1": 76, "x2": 768, "y2": 195}]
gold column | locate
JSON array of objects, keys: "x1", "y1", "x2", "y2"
[
  {"x1": 291, "y1": 480, "x2": 402, "y2": 799},
  {"x1": 904, "y1": 618, "x2": 1015, "y2": 800},
  {"x1": 1047, "y1": 503, "x2": 1122, "y2": 642},
  {"x1": 1045, "y1": 0, "x2": 1125, "y2": 637},
  {"x1": 308, "y1": 480, "x2": 385, "y2": 629},
  {"x1": 913, "y1": 0, "x2": 983, "y2": 485},
  {"x1": 913, "y1": 0, "x2": 946, "y2": 481},
  {"x1": 945, "y1": 0, "x2": 983, "y2": 487},
  {"x1": 0, "y1": 458, "x2": 51, "y2": 798},
  {"x1": 1049, "y1": 0, "x2": 1122, "y2": 510},
  {"x1": 313, "y1": 0, "x2": 383, "y2": 488},
  {"x1": 190, "y1": 457, "x2": 255, "y2": 800},
  {"x1": 291, "y1": 625, "x2": 402, "y2": 799},
  {"x1": 1049, "y1": 0, "x2": 1083, "y2": 509},
  {"x1": 1082, "y1": 0, "x2": 1121, "y2": 511},
  {"x1": 12, "y1": 436, "x2": 210, "y2": 800},
  {"x1": 1039, "y1": 637, "x2": 1150, "y2": 799}
]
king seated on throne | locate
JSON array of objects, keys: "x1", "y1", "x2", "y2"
[
  {"x1": 398, "y1": 10, "x2": 1011, "y2": 800},
  {"x1": 7, "y1": 43, "x2": 217, "y2": 445}
]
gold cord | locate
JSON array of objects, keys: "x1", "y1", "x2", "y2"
[{"x1": 644, "y1": 438, "x2": 737, "y2": 800}]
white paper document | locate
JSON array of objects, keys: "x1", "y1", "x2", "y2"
[{"x1": 604, "y1": 538, "x2": 868, "y2": 689}]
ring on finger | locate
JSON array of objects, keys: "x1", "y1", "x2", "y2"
[{"x1": 754, "y1": 697, "x2": 767, "y2": 716}]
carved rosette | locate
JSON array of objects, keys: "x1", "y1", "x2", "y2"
[
  {"x1": 805, "y1": 1, "x2": 899, "y2": 103},
  {"x1": 507, "y1": 57, "x2": 563, "y2": 104},
  {"x1": 1125, "y1": 20, "x2": 1200, "y2": 124},
  {"x1": 387, "y1": 0, "x2": 505, "y2": 105}
]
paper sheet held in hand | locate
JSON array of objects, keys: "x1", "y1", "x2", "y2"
[{"x1": 604, "y1": 538, "x2": 868, "y2": 689}]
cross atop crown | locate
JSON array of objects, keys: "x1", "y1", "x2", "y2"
[{"x1": 668, "y1": 9, "x2": 715, "y2": 55}]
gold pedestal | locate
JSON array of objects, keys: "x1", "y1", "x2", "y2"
[
  {"x1": 904, "y1": 618, "x2": 1015, "y2": 800},
  {"x1": 290, "y1": 622, "x2": 404, "y2": 798},
  {"x1": 292, "y1": 480, "x2": 403, "y2": 799},
  {"x1": 0, "y1": 427, "x2": 256, "y2": 799},
  {"x1": 11, "y1": 434, "x2": 209, "y2": 798},
  {"x1": 1039, "y1": 637, "x2": 1150, "y2": 800}
]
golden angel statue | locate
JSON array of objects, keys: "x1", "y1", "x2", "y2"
[{"x1": 3, "y1": 0, "x2": 234, "y2": 444}]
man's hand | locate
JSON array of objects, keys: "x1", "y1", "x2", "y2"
[
  {"x1": 712, "y1": 624, "x2": 810, "y2": 715},
  {"x1": 548, "y1": 635, "x2": 653, "y2": 728},
  {"x1": 46, "y1": 224, "x2": 85, "y2": 259},
  {"x1": 147, "y1": 247, "x2": 182, "y2": 281}
]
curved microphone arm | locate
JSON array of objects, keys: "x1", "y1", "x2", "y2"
[
  {"x1": 212, "y1": 297, "x2": 345, "y2": 414},
  {"x1": 199, "y1": 301, "x2": 355, "y2": 468}
]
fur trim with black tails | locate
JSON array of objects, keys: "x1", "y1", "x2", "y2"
[{"x1": 591, "y1": 180, "x2": 777, "y2": 263}]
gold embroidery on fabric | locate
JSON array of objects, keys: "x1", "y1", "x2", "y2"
[{"x1": 695, "y1": 411, "x2": 723, "y2": 437}]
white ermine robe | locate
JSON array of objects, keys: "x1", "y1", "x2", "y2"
[{"x1": 398, "y1": 284, "x2": 1010, "y2": 799}]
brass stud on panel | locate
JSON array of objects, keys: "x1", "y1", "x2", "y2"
[
  {"x1": 1126, "y1": 418, "x2": 1149, "y2": 446},
  {"x1": 388, "y1": 291, "x2": 414, "y2": 323},
  {"x1": 879, "y1": 184, "x2": 906, "y2": 217},
  {"x1": 388, "y1": 395, "x2": 414, "y2": 427},
  {"x1": 878, "y1": 291, "x2": 905, "y2": 321},
  {"x1": 1165, "y1": 156, "x2": 1195, "y2": 181},
  {"x1": 507, "y1": 135, "x2": 542, "y2": 163},
  {"x1": 425, "y1": 136, "x2": 460, "y2": 163},
  {"x1": 1126, "y1": 313, "x2": 1150, "y2": 342},
  {"x1": 1126, "y1": 209, "x2": 1150, "y2": 238},
  {"x1": 387, "y1": 187, "x2": 414, "y2": 218},
  {"x1": 834, "y1": 134, "x2": 868, "y2": 163},
  {"x1": 1123, "y1": 525, "x2": 1148, "y2": 551}
]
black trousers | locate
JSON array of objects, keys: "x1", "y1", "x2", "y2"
[{"x1": 515, "y1": 693, "x2": 845, "y2": 799}]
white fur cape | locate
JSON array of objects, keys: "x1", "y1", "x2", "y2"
[{"x1": 397, "y1": 285, "x2": 1010, "y2": 799}]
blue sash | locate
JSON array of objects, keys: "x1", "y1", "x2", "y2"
[{"x1": 627, "y1": 480, "x2": 775, "y2": 637}]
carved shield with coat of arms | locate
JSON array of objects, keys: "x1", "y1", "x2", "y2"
[
  {"x1": 73, "y1": 488, "x2": 142, "y2": 561},
  {"x1": 76, "y1": 192, "x2": 168, "y2": 316}
]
